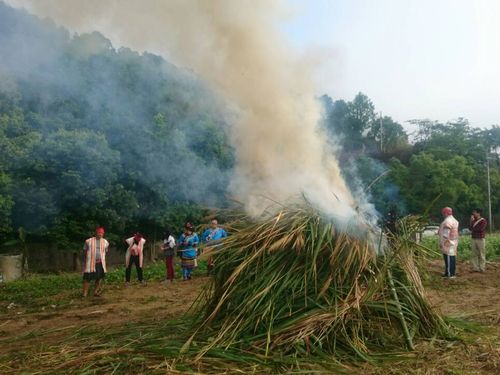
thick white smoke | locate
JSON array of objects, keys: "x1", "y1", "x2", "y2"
[{"x1": 9, "y1": 0, "x2": 361, "y2": 223}]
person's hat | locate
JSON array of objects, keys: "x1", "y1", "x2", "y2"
[
  {"x1": 185, "y1": 222, "x2": 194, "y2": 230},
  {"x1": 134, "y1": 233, "x2": 143, "y2": 241},
  {"x1": 96, "y1": 227, "x2": 105, "y2": 234}
]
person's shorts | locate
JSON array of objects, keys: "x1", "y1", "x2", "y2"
[{"x1": 83, "y1": 262, "x2": 106, "y2": 281}]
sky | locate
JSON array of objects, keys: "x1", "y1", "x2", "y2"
[
  {"x1": 6, "y1": 0, "x2": 500, "y2": 129},
  {"x1": 284, "y1": 0, "x2": 500, "y2": 128}
]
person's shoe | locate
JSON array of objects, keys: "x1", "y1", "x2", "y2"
[{"x1": 449, "y1": 276, "x2": 457, "y2": 279}]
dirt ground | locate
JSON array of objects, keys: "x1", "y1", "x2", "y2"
[
  {"x1": 0, "y1": 277, "x2": 207, "y2": 347},
  {"x1": 0, "y1": 261, "x2": 499, "y2": 374},
  {"x1": 425, "y1": 260, "x2": 500, "y2": 328}
]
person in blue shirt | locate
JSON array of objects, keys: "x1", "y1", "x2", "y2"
[
  {"x1": 177, "y1": 222, "x2": 199, "y2": 281},
  {"x1": 202, "y1": 219, "x2": 228, "y2": 275}
]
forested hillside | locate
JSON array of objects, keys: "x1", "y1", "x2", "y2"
[
  {"x1": 0, "y1": 3, "x2": 233, "y2": 247},
  {"x1": 0, "y1": 2, "x2": 499, "y2": 250},
  {"x1": 321, "y1": 92, "x2": 500, "y2": 226}
]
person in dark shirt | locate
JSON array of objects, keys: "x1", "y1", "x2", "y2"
[{"x1": 469, "y1": 208, "x2": 488, "y2": 272}]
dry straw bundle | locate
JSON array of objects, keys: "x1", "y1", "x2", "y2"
[{"x1": 189, "y1": 204, "x2": 447, "y2": 363}]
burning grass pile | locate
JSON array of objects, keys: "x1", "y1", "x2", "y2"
[{"x1": 189, "y1": 204, "x2": 448, "y2": 363}]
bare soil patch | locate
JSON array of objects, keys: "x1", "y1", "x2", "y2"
[{"x1": 0, "y1": 263, "x2": 498, "y2": 374}]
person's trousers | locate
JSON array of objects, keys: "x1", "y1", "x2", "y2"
[
  {"x1": 471, "y1": 238, "x2": 486, "y2": 271},
  {"x1": 443, "y1": 254, "x2": 456, "y2": 277},
  {"x1": 182, "y1": 267, "x2": 193, "y2": 279},
  {"x1": 165, "y1": 256, "x2": 174, "y2": 280},
  {"x1": 126, "y1": 255, "x2": 143, "y2": 282}
]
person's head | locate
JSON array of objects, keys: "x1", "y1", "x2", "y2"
[
  {"x1": 163, "y1": 228, "x2": 171, "y2": 240},
  {"x1": 185, "y1": 222, "x2": 194, "y2": 234},
  {"x1": 133, "y1": 233, "x2": 142, "y2": 243},
  {"x1": 441, "y1": 207, "x2": 453, "y2": 217},
  {"x1": 472, "y1": 208, "x2": 482, "y2": 219},
  {"x1": 95, "y1": 227, "x2": 105, "y2": 239},
  {"x1": 210, "y1": 218, "x2": 218, "y2": 229}
]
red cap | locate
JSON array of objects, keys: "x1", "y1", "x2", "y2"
[
  {"x1": 185, "y1": 222, "x2": 194, "y2": 230},
  {"x1": 96, "y1": 227, "x2": 105, "y2": 234},
  {"x1": 134, "y1": 233, "x2": 142, "y2": 241}
]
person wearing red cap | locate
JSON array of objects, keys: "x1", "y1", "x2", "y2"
[
  {"x1": 82, "y1": 227, "x2": 110, "y2": 297},
  {"x1": 177, "y1": 223, "x2": 199, "y2": 281},
  {"x1": 125, "y1": 233, "x2": 146, "y2": 285},
  {"x1": 438, "y1": 207, "x2": 459, "y2": 278}
]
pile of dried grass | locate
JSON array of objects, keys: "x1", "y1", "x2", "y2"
[{"x1": 189, "y1": 204, "x2": 448, "y2": 363}]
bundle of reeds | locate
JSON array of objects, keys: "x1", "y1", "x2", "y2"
[{"x1": 189, "y1": 204, "x2": 448, "y2": 363}]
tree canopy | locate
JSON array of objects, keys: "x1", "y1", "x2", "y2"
[{"x1": 0, "y1": 2, "x2": 499, "y2": 252}]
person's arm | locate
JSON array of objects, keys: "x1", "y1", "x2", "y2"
[
  {"x1": 192, "y1": 234, "x2": 199, "y2": 247},
  {"x1": 469, "y1": 217, "x2": 475, "y2": 231},
  {"x1": 177, "y1": 235, "x2": 184, "y2": 249},
  {"x1": 478, "y1": 219, "x2": 488, "y2": 232},
  {"x1": 201, "y1": 229, "x2": 209, "y2": 243}
]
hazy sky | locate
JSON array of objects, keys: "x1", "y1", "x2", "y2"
[
  {"x1": 7, "y1": 0, "x2": 500, "y2": 129},
  {"x1": 284, "y1": 0, "x2": 500, "y2": 128}
]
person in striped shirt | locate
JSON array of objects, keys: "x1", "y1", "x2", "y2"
[{"x1": 82, "y1": 227, "x2": 109, "y2": 297}]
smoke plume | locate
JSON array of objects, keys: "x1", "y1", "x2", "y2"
[{"x1": 9, "y1": 0, "x2": 360, "y2": 223}]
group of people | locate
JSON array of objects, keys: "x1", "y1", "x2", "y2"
[
  {"x1": 161, "y1": 219, "x2": 228, "y2": 282},
  {"x1": 81, "y1": 219, "x2": 227, "y2": 297},
  {"x1": 80, "y1": 208, "x2": 488, "y2": 296},
  {"x1": 438, "y1": 206, "x2": 488, "y2": 278}
]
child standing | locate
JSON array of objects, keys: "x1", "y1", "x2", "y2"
[{"x1": 162, "y1": 229, "x2": 176, "y2": 282}]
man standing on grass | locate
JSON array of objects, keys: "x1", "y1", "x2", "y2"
[
  {"x1": 438, "y1": 207, "x2": 459, "y2": 279},
  {"x1": 82, "y1": 227, "x2": 109, "y2": 297},
  {"x1": 469, "y1": 208, "x2": 488, "y2": 272}
]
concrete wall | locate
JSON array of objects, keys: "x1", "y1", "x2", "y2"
[{"x1": 0, "y1": 242, "x2": 162, "y2": 273}]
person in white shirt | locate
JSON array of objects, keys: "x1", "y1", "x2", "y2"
[
  {"x1": 162, "y1": 229, "x2": 176, "y2": 282},
  {"x1": 82, "y1": 227, "x2": 109, "y2": 297},
  {"x1": 125, "y1": 233, "x2": 146, "y2": 285},
  {"x1": 438, "y1": 207, "x2": 459, "y2": 278}
]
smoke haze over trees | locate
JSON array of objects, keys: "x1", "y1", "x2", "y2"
[
  {"x1": 0, "y1": 3, "x2": 232, "y2": 246},
  {"x1": 0, "y1": 2, "x2": 499, "y2": 251}
]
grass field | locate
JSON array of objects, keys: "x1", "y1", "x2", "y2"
[
  {"x1": 420, "y1": 232, "x2": 500, "y2": 261},
  {"x1": 0, "y1": 260, "x2": 207, "y2": 309}
]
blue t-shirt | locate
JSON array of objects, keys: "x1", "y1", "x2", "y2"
[
  {"x1": 202, "y1": 227, "x2": 227, "y2": 243},
  {"x1": 178, "y1": 233, "x2": 199, "y2": 259}
]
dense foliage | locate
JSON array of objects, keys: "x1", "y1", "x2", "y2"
[
  {"x1": 0, "y1": 2, "x2": 499, "y2": 252},
  {"x1": 321, "y1": 94, "x2": 500, "y2": 226},
  {"x1": 0, "y1": 3, "x2": 233, "y2": 248}
]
